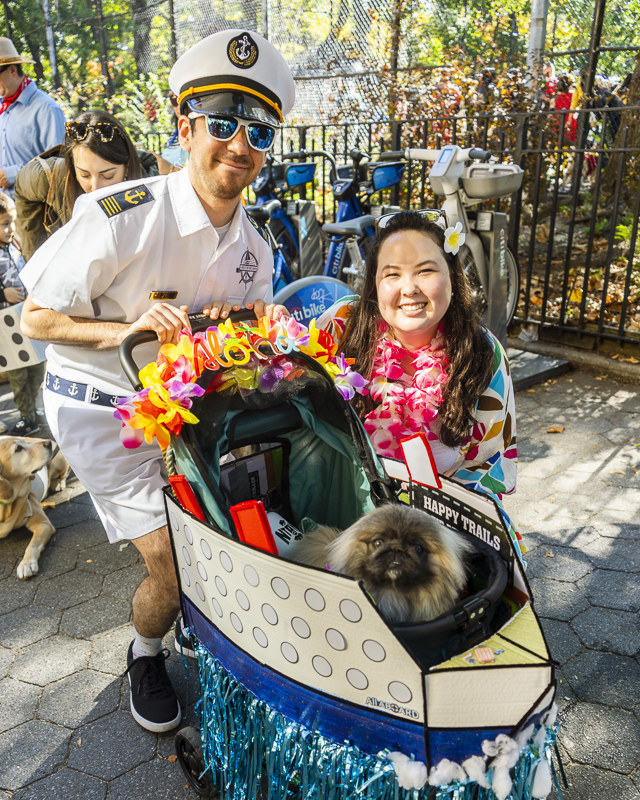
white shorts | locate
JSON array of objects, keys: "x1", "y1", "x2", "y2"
[{"x1": 44, "y1": 389, "x2": 169, "y2": 543}]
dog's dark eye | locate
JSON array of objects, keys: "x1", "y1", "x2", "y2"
[
  {"x1": 14, "y1": 444, "x2": 23, "y2": 452},
  {"x1": 374, "y1": 539, "x2": 383, "y2": 548},
  {"x1": 414, "y1": 544, "x2": 423, "y2": 554}
]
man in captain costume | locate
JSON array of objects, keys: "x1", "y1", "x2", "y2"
[{"x1": 20, "y1": 29, "x2": 295, "y2": 732}]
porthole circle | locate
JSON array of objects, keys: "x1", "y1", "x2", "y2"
[
  {"x1": 281, "y1": 642, "x2": 299, "y2": 663},
  {"x1": 244, "y1": 565, "x2": 259, "y2": 587},
  {"x1": 253, "y1": 627, "x2": 268, "y2": 648},
  {"x1": 388, "y1": 681, "x2": 413, "y2": 704},
  {"x1": 304, "y1": 588, "x2": 325, "y2": 612},
  {"x1": 291, "y1": 617, "x2": 311, "y2": 639},
  {"x1": 339, "y1": 599, "x2": 362, "y2": 622},
  {"x1": 312, "y1": 655, "x2": 332, "y2": 677},
  {"x1": 346, "y1": 668, "x2": 369, "y2": 690},
  {"x1": 211, "y1": 598, "x2": 223, "y2": 618},
  {"x1": 325, "y1": 628, "x2": 346, "y2": 651},
  {"x1": 214, "y1": 576, "x2": 227, "y2": 596},
  {"x1": 235, "y1": 590, "x2": 250, "y2": 611},
  {"x1": 230, "y1": 613, "x2": 243, "y2": 633},
  {"x1": 181, "y1": 568, "x2": 191, "y2": 588},
  {"x1": 184, "y1": 524, "x2": 193, "y2": 545},
  {"x1": 200, "y1": 539, "x2": 212, "y2": 560},
  {"x1": 261, "y1": 603, "x2": 278, "y2": 625},
  {"x1": 197, "y1": 561, "x2": 208, "y2": 581},
  {"x1": 271, "y1": 577, "x2": 290, "y2": 599},
  {"x1": 219, "y1": 551, "x2": 233, "y2": 572},
  {"x1": 362, "y1": 640, "x2": 386, "y2": 662},
  {"x1": 182, "y1": 546, "x2": 192, "y2": 566},
  {"x1": 195, "y1": 582, "x2": 205, "y2": 602}
]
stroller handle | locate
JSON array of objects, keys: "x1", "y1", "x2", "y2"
[{"x1": 119, "y1": 310, "x2": 256, "y2": 391}]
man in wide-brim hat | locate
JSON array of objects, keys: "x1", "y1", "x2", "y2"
[
  {"x1": 21, "y1": 29, "x2": 295, "y2": 734},
  {"x1": 0, "y1": 38, "x2": 65, "y2": 194}
]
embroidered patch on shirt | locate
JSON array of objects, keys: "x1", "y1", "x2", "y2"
[
  {"x1": 149, "y1": 291, "x2": 178, "y2": 300},
  {"x1": 236, "y1": 249, "x2": 259, "y2": 286},
  {"x1": 98, "y1": 185, "x2": 155, "y2": 218}
]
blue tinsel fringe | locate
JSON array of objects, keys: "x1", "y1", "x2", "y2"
[{"x1": 193, "y1": 643, "x2": 562, "y2": 800}]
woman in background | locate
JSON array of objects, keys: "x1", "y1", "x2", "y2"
[{"x1": 15, "y1": 108, "x2": 158, "y2": 260}]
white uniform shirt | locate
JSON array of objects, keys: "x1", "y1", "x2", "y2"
[{"x1": 21, "y1": 167, "x2": 273, "y2": 394}]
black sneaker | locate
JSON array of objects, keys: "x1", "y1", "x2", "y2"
[
  {"x1": 10, "y1": 417, "x2": 40, "y2": 436},
  {"x1": 174, "y1": 616, "x2": 196, "y2": 659},
  {"x1": 124, "y1": 642, "x2": 182, "y2": 732}
]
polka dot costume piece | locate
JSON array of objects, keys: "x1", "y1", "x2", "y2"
[
  {"x1": 168, "y1": 495, "x2": 424, "y2": 722},
  {"x1": 0, "y1": 306, "x2": 46, "y2": 371}
]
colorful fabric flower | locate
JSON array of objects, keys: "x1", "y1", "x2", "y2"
[{"x1": 114, "y1": 315, "x2": 367, "y2": 451}]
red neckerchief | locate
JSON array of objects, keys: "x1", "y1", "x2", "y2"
[{"x1": 0, "y1": 76, "x2": 31, "y2": 114}]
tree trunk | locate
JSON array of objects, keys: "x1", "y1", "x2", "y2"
[
  {"x1": 23, "y1": 33, "x2": 45, "y2": 83},
  {"x1": 387, "y1": 0, "x2": 406, "y2": 118},
  {"x1": 601, "y1": 50, "x2": 640, "y2": 203}
]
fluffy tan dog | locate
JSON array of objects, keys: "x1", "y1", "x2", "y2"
[
  {"x1": 0, "y1": 436, "x2": 70, "y2": 579},
  {"x1": 289, "y1": 503, "x2": 474, "y2": 624}
]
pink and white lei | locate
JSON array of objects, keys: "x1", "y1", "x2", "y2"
[{"x1": 364, "y1": 325, "x2": 449, "y2": 459}]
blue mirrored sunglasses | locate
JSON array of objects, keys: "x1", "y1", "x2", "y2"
[{"x1": 188, "y1": 112, "x2": 276, "y2": 152}]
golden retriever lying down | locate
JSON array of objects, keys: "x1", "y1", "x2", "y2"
[{"x1": 0, "y1": 436, "x2": 70, "y2": 579}]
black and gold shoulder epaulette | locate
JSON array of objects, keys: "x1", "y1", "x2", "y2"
[
  {"x1": 244, "y1": 208, "x2": 270, "y2": 245},
  {"x1": 98, "y1": 185, "x2": 155, "y2": 218}
]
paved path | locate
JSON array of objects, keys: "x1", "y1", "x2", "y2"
[{"x1": 0, "y1": 366, "x2": 638, "y2": 798}]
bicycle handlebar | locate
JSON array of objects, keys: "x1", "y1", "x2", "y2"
[
  {"x1": 119, "y1": 310, "x2": 256, "y2": 391},
  {"x1": 280, "y1": 149, "x2": 338, "y2": 177},
  {"x1": 378, "y1": 146, "x2": 491, "y2": 162}
]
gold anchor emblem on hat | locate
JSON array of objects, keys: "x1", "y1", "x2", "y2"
[{"x1": 124, "y1": 188, "x2": 147, "y2": 205}]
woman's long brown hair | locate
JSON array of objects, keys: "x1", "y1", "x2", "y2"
[{"x1": 340, "y1": 211, "x2": 494, "y2": 447}]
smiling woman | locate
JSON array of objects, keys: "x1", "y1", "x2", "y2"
[
  {"x1": 14, "y1": 109, "x2": 159, "y2": 261},
  {"x1": 319, "y1": 210, "x2": 521, "y2": 556}
]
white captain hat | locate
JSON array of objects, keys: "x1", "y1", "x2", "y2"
[{"x1": 169, "y1": 29, "x2": 295, "y2": 125}]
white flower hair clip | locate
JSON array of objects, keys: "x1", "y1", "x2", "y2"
[{"x1": 444, "y1": 221, "x2": 466, "y2": 255}]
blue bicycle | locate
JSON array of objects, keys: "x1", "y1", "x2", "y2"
[
  {"x1": 246, "y1": 154, "x2": 321, "y2": 291},
  {"x1": 272, "y1": 149, "x2": 405, "y2": 319},
  {"x1": 321, "y1": 148, "x2": 405, "y2": 287}
]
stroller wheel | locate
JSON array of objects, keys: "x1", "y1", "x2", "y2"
[{"x1": 175, "y1": 726, "x2": 217, "y2": 798}]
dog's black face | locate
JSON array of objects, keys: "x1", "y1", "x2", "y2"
[
  {"x1": 329, "y1": 505, "x2": 446, "y2": 590},
  {"x1": 355, "y1": 530, "x2": 435, "y2": 589}
]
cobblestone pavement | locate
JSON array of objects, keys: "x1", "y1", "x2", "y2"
[{"x1": 0, "y1": 365, "x2": 639, "y2": 799}]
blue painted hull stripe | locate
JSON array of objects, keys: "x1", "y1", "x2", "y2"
[{"x1": 184, "y1": 598, "x2": 427, "y2": 761}]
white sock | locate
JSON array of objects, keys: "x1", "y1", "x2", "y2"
[{"x1": 132, "y1": 627, "x2": 163, "y2": 660}]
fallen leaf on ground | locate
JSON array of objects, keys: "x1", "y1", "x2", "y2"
[
  {"x1": 609, "y1": 469, "x2": 624, "y2": 474},
  {"x1": 547, "y1": 424, "x2": 565, "y2": 433},
  {"x1": 612, "y1": 354, "x2": 640, "y2": 364},
  {"x1": 526, "y1": 388, "x2": 537, "y2": 393},
  {"x1": 77, "y1": 738, "x2": 82, "y2": 746},
  {"x1": 167, "y1": 754, "x2": 178, "y2": 763},
  {"x1": 42, "y1": 501, "x2": 55, "y2": 508},
  {"x1": 544, "y1": 551, "x2": 554, "y2": 558}
]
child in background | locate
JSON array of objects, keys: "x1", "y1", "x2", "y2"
[{"x1": 0, "y1": 191, "x2": 44, "y2": 435}]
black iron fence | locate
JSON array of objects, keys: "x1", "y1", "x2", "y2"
[{"x1": 143, "y1": 104, "x2": 640, "y2": 347}]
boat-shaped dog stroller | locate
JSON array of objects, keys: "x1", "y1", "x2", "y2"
[{"x1": 119, "y1": 313, "x2": 562, "y2": 800}]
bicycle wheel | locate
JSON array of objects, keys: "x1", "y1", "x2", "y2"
[
  {"x1": 505, "y1": 247, "x2": 520, "y2": 327},
  {"x1": 268, "y1": 220, "x2": 301, "y2": 283}
]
